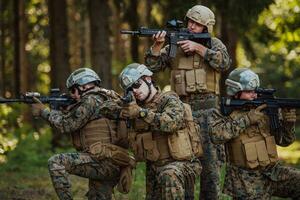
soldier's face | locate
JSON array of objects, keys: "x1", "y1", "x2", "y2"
[
  {"x1": 187, "y1": 19, "x2": 205, "y2": 33},
  {"x1": 69, "y1": 87, "x2": 81, "y2": 101},
  {"x1": 132, "y1": 78, "x2": 150, "y2": 101},
  {"x1": 239, "y1": 90, "x2": 257, "y2": 100}
]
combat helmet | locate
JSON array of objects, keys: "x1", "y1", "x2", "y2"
[
  {"x1": 185, "y1": 5, "x2": 215, "y2": 33},
  {"x1": 119, "y1": 63, "x2": 153, "y2": 90},
  {"x1": 225, "y1": 68, "x2": 260, "y2": 96},
  {"x1": 66, "y1": 68, "x2": 101, "y2": 89}
]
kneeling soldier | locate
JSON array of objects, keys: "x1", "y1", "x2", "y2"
[
  {"x1": 119, "y1": 63, "x2": 202, "y2": 200},
  {"x1": 208, "y1": 68, "x2": 300, "y2": 199}
]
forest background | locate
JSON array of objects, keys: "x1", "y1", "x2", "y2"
[{"x1": 0, "y1": 0, "x2": 300, "y2": 199}]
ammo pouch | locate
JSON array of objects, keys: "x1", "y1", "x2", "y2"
[
  {"x1": 228, "y1": 135, "x2": 278, "y2": 169},
  {"x1": 131, "y1": 132, "x2": 160, "y2": 162},
  {"x1": 89, "y1": 142, "x2": 135, "y2": 167},
  {"x1": 168, "y1": 128, "x2": 194, "y2": 160},
  {"x1": 167, "y1": 103, "x2": 203, "y2": 160}
]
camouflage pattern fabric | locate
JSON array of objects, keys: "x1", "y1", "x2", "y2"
[
  {"x1": 144, "y1": 37, "x2": 230, "y2": 73},
  {"x1": 224, "y1": 163, "x2": 300, "y2": 199},
  {"x1": 145, "y1": 36, "x2": 230, "y2": 200},
  {"x1": 137, "y1": 91, "x2": 201, "y2": 199},
  {"x1": 146, "y1": 160, "x2": 202, "y2": 200},
  {"x1": 141, "y1": 91, "x2": 185, "y2": 132},
  {"x1": 40, "y1": 87, "x2": 123, "y2": 200},
  {"x1": 40, "y1": 88, "x2": 122, "y2": 133},
  {"x1": 192, "y1": 97, "x2": 224, "y2": 200},
  {"x1": 48, "y1": 153, "x2": 120, "y2": 200},
  {"x1": 208, "y1": 108, "x2": 299, "y2": 199}
]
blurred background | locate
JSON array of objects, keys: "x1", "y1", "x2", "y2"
[{"x1": 0, "y1": 0, "x2": 300, "y2": 199}]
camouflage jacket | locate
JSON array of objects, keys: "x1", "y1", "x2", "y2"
[
  {"x1": 207, "y1": 108, "x2": 296, "y2": 147},
  {"x1": 139, "y1": 91, "x2": 185, "y2": 133},
  {"x1": 41, "y1": 87, "x2": 122, "y2": 134},
  {"x1": 144, "y1": 37, "x2": 231, "y2": 72}
]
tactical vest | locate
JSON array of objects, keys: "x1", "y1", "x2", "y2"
[
  {"x1": 227, "y1": 110, "x2": 278, "y2": 169},
  {"x1": 170, "y1": 47, "x2": 220, "y2": 96},
  {"x1": 129, "y1": 91, "x2": 203, "y2": 162},
  {"x1": 70, "y1": 88, "x2": 131, "y2": 167}
]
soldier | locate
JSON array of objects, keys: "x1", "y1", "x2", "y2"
[
  {"x1": 119, "y1": 63, "x2": 202, "y2": 200},
  {"x1": 208, "y1": 68, "x2": 300, "y2": 199},
  {"x1": 144, "y1": 4, "x2": 231, "y2": 199},
  {"x1": 31, "y1": 68, "x2": 134, "y2": 200}
]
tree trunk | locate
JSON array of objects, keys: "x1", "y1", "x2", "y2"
[
  {"x1": 48, "y1": 0, "x2": 70, "y2": 148},
  {"x1": 111, "y1": 1, "x2": 126, "y2": 64},
  {"x1": 13, "y1": 0, "x2": 20, "y2": 97},
  {"x1": 89, "y1": 0, "x2": 112, "y2": 88},
  {"x1": 48, "y1": 0, "x2": 70, "y2": 91},
  {"x1": 0, "y1": 0, "x2": 5, "y2": 96},
  {"x1": 126, "y1": 0, "x2": 139, "y2": 62},
  {"x1": 219, "y1": 11, "x2": 238, "y2": 97},
  {"x1": 18, "y1": 0, "x2": 29, "y2": 93}
]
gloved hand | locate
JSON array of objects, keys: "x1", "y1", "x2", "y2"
[
  {"x1": 120, "y1": 101, "x2": 141, "y2": 119},
  {"x1": 247, "y1": 104, "x2": 267, "y2": 125},
  {"x1": 117, "y1": 165, "x2": 133, "y2": 194},
  {"x1": 282, "y1": 108, "x2": 297, "y2": 123},
  {"x1": 31, "y1": 97, "x2": 48, "y2": 117}
]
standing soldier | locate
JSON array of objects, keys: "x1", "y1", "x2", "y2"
[
  {"x1": 208, "y1": 68, "x2": 300, "y2": 199},
  {"x1": 31, "y1": 68, "x2": 134, "y2": 200},
  {"x1": 144, "y1": 5, "x2": 231, "y2": 199},
  {"x1": 119, "y1": 63, "x2": 202, "y2": 199}
]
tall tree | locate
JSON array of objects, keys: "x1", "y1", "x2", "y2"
[
  {"x1": 48, "y1": 0, "x2": 70, "y2": 90},
  {"x1": 89, "y1": 0, "x2": 112, "y2": 88},
  {"x1": 13, "y1": 0, "x2": 20, "y2": 96},
  {"x1": 48, "y1": 0, "x2": 70, "y2": 148},
  {"x1": 0, "y1": 0, "x2": 5, "y2": 96}
]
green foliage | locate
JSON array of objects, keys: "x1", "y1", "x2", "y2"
[
  {"x1": 0, "y1": 127, "x2": 52, "y2": 173},
  {"x1": 245, "y1": 0, "x2": 300, "y2": 98}
]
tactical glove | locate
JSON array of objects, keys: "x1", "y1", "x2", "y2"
[
  {"x1": 247, "y1": 104, "x2": 267, "y2": 125},
  {"x1": 282, "y1": 108, "x2": 297, "y2": 123},
  {"x1": 120, "y1": 101, "x2": 141, "y2": 119},
  {"x1": 117, "y1": 165, "x2": 133, "y2": 194},
  {"x1": 31, "y1": 96, "x2": 48, "y2": 117}
]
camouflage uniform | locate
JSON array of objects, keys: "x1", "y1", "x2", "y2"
[
  {"x1": 40, "y1": 87, "x2": 125, "y2": 200},
  {"x1": 145, "y1": 35, "x2": 230, "y2": 199},
  {"x1": 208, "y1": 108, "x2": 300, "y2": 199},
  {"x1": 131, "y1": 91, "x2": 201, "y2": 200}
]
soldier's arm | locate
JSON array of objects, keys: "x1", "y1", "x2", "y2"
[
  {"x1": 40, "y1": 95, "x2": 102, "y2": 133},
  {"x1": 208, "y1": 108, "x2": 251, "y2": 144},
  {"x1": 144, "y1": 45, "x2": 172, "y2": 73},
  {"x1": 143, "y1": 96, "x2": 185, "y2": 133},
  {"x1": 203, "y1": 37, "x2": 231, "y2": 72}
]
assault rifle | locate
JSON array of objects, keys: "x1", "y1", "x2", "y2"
[
  {"x1": 0, "y1": 88, "x2": 76, "y2": 110},
  {"x1": 220, "y1": 88, "x2": 300, "y2": 140},
  {"x1": 120, "y1": 19, "x2": 211, "y2": 58}
]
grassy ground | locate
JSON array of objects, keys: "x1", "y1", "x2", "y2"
[{"x1": 0, "y1": 132, "x2": 299, "y2": 200}]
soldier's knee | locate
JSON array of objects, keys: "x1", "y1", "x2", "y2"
[
  {"x1": 48, "y1": 154, "x2": 63, "y2": 170},
  {"x1": 159, "y1": 169, "x2": 180, "y2": 185}
]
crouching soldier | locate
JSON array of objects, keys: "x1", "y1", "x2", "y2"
[
  {"x1": 208, "y1": 68, "x2": 300, "y2": 199},
  {"x1": 119, "y1": 63, "x2": 202, "y2": 200},
  {"x1": 31, "y1": 68, "x2": 134, "y2": 200}
]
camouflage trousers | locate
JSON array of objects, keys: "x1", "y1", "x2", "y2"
[
  {"x1": 224, "y1": 163, "x2": 300, "y2": 200},
  {"x1": 48, "y1": 152, "x2": 120, "y2": 200},
  {"x1": 189, "y1": 94, "x2": 225, "y2": 200},
  {"x1": 145, "y1": 160, "x2": 201, "y2": 200}
]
